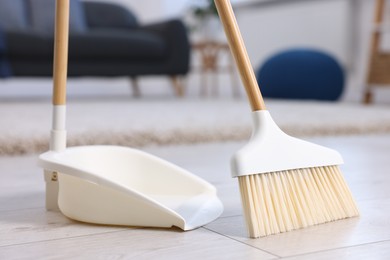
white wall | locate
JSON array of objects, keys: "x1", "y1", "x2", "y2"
[{"x1": 238, "y1": 1, "x2": 349, "y2": 69}]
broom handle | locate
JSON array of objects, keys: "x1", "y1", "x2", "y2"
[
  {"x1": 215, "y1": 0, "x2": 266, "y2": 111},
  {"x1": 53, "y1": 0, "x2": 69, "y2": 106}
]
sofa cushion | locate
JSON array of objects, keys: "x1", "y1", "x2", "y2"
[
  {"x1": 0, "y1": 56, "x2": 12, "y2": 77},
  {"x1": 84, "y1": 2, "x2": 139, "y2": 29},
  {"x1": 5, "y1": 31, "x2": 53, "y2": 59},
  {"x1": 0, "y1": 30, "x2": 12, "y2": 77},
  {"x1": 28, "y1": 0, "x2": 88, "y2": 35},
  {"x1": 0, "y1": 31, "x2": 6, "y2": 54},
  {"x1": 6, "y1": 29, "x2": 167, "y2": 61},
  {"x1": 69, "y1": 29, "x2": 167, "y2": 61},
  {"x1": 0, "y1": 0, "x2": 28, "y2": 32}
]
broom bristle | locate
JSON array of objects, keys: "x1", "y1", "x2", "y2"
[{"x1": 238, "y1": 165, "x2": 359, "y2": 238}]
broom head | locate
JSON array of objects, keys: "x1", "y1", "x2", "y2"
[{"x1": 232, "y1": 110, "x2": 359, "y2": 238}]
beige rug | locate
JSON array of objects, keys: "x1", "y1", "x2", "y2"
[{"x1": 1, "y1": 98, "x2": 390, "y2": 155}]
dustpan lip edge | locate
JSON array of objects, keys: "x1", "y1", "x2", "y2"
[{"x1": 40, "y1": 145, "x2": 218, "y2": 192}]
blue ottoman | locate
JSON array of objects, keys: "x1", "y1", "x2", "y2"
[
  {"x1": 256, "y1": 49, "x2": 344, "y2": 101},
  {"x1": 0, "y1": 30, "x2": 12, "y2": 77}
]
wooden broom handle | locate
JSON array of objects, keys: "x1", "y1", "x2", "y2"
[
  {"x1": 215, "y1": 0, "x2": 266, "y2": 111},
  {"x1": 52, "y1": 0, "x2": 70, "y2": 106}
]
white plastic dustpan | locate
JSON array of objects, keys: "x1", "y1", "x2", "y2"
[
  {"x1": 39, "y1": 146, "x2": 223, "y2": 230},
  {"x1": 39, "y1": 0, "x2": 223, "y2": 231}
]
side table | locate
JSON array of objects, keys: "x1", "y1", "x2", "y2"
[{"x1": 192, "y1": 40, "x2": 240, "y2": 97}]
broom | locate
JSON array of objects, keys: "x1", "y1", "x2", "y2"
[{"x1": 214, "y1": 0, "x2": 359, "y2": 238}]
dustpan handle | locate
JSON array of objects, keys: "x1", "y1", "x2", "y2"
[
  {"x1": 49, "y1": 0, "x2": 69, "y2": 152},
  {"x1": 53, "y1": 0, "x2": 69, "y2": 106},
  {"x1": 215, "y1": 0, "x2": 266, "y2": 111}
]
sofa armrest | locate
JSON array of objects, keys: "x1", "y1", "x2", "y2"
[
  {"x1": 83, "y1": 2, "x2": 139, "y2": 29},
  {"x1": 141, "y1": 19, "x2": 190, "y2": 75}
]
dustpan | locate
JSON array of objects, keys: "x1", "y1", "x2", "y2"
[{"x1": 38, "y1": 0, "x2": 223, "y2": 230}]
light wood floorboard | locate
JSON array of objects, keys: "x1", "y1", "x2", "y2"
[{"x1": 1, "y1": 135, "x2": 390, "y2": 259}]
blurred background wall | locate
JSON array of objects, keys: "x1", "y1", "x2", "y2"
[
  {"x1": 2, "y1": 0, "x2": 383, "y2": 102},
  {"x1": 78, "y1": 0, "x2": 379, "y2": 101}
]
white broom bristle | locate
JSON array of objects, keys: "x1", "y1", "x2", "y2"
[{"x1": 238, "y1": 165, "x2": 359, "y2": 238}]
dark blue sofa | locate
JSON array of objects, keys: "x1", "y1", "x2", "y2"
[{"x1": 0, "y1": 1, "x2": 190, "y2": 96}]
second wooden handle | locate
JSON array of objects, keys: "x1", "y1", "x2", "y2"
[{"x1": 215, "y1": 0, "x2": 266, "y2": 111}]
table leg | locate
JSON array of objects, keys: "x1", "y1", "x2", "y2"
[
  {"x1": 130, "y1": 77, "x2": 140, "y2": 98},
  {"x1": 171, "y1": 75, "x2": 185, "y2": 97}
]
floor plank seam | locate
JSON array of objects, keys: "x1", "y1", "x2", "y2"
[
  {"x1": 279, "y1": 239, "x2": 390, "y2": 259},
  {"x1": 0, "y1": 229, "x2": 132, "y2": 249},
  {"x1": 202, "y1": 226, "x2": 282, "y2": 259},
  {"x1": 0, "y1": 207, "x2": 45, "y2": 213}
]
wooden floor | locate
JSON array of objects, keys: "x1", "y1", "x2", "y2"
[{"x1": 1, "y1": 135, "x2": 390, "y2": 259}]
